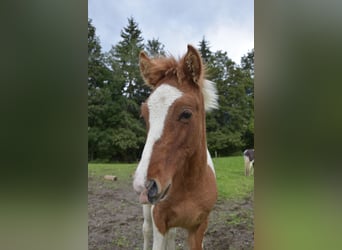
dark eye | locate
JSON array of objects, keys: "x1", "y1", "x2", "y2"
[{"x1": 178, "y1": 110, "x2": 192, "y2": 121}]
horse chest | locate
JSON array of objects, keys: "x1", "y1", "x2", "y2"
[{"x1": 154, "y1": 198, "x2": 210, "y2": 229}]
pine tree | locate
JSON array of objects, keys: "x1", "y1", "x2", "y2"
[
  {"x1": 107, "y1": 17, "x2": 149, "y2": 106},
  {"x1": 88, "y1": 19, "x2": 114, "y2": 161},
  {"x1": 198, "y1": 37, "x2": 212, "y2": 63},
  {"x1": 145, "y1": 38, "x2": 166, "y2": 57},
  {"x1": 105, "y1": 17, "x2": 149, "y2": 162},
  {"x1": 88, "y1": 19, "x2": 109, "y2": 89}
]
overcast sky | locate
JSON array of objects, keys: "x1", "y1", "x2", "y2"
[{"x1": 88, "y1": 0, "x2": 253, "y2": 64}]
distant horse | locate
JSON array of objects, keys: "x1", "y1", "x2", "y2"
[
  {"x1": 243, "y1": 149, "x2": 255, "y2": 176},
  {"x1": 133, "y1": 45, "x2": 218, "y2": 250}
]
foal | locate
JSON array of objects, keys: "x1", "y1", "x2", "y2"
[{"x1": 133, "y1": 45, "x2": 218, "y2": 250}]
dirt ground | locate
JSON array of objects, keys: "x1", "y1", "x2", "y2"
[{"x1": 88, "y1": 175, "x2": 254, "y2": 250}]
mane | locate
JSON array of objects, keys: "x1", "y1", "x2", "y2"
[
  {"x1": 202, "y1": 80, "x2": 219, "y2": 111},
  {"x1": 142, "y1": 56, "x2": 179, "y2": 87}
]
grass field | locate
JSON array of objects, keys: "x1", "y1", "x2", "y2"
[
  {"x1": 88, "y1": 156, "x2": 254, "y2": 200},
  {"x1": 213, "y1": 156, "x2": 254, "y2": 200}
]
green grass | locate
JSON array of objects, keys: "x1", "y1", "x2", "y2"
[
  {"x1": 88, "y1": 156, "x2": 254, "y2": 200},
  {"x1": 213, "y1": 156, "x2": 254, "y2": 200},
  {"x1": 88, "y1": 162, "x2": 136, "y2": 181},
  {"x1": 88, "y1": 162, "x2": 136, "y2": 190}
]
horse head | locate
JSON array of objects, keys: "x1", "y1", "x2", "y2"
[{"x1": 133, "y1": 45, "x2": 218, "y2": 204}]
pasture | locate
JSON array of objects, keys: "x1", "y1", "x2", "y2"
[{"x1": 88, "y1": 156, "x2": 254, "y2": 249}]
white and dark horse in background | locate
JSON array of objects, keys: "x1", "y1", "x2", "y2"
[{"x1": 244, "y1": 149, "x2": 255, "y2": 176}]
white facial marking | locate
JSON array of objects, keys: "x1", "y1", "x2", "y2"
[{"x1": 133, "y1": 84, "x2": 183, "y2": 193}]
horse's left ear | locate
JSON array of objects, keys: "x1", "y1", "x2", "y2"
[
  {"x1": 139, "y1": 51, "x2": 156, "y2": 88},
  {"x1": 183, "y1": 45, "x2": 204, "y2": 85}
]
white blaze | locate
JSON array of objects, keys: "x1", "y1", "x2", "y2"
[{"x1": 133, "y1": 84, "x2": 183, "y2": 193}]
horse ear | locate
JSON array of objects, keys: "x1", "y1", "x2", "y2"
[
  {"x1": 183, "y1": 45, "x2": 204, "y2": 85},
  {"x1": 139, "y1": 51, "x2": 156, "y2": 88}
]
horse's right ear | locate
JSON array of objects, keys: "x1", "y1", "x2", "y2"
[
  {"x1": 139, "y1": 51, "x2": 155, "y2": 88},
  {"x1": 182, "y1": 45, "x2": 204, "y2": 86}
]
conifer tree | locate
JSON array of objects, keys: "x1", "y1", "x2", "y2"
[
  {"x1": 88, "y1": 19, "x2": 114, "y2": 161},
  {"x1": 198, "y1": 37, "x2": 212, "y2": 63},
  {"x1": 107, "y1": 17, "x2": 149, "y2": 107},
  {"x1": 105, "y1": 17, "x2": 148, "y2": 161},
  {"x1": 146, "y1": 38, "x2": 166, "y2": 57}
]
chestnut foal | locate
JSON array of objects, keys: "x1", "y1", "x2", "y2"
[{"x1": 133, "y1": 45, "x2": 218, "y2": 250}]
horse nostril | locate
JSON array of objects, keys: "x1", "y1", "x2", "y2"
[
  {"x1": 145, "y1": 179, "x2": 154, "y2": 190},
  {"x1": 146, "y1": 179, "x2": 158, "y2": 202}
]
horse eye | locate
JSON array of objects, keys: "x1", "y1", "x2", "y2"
[{"x1": 179, "y1": 110, "x2": 192, "y2": 120}]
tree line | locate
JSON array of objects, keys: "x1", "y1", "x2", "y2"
[{"x1": 88, "y1": 17, "x2": 254, "y2": 162}]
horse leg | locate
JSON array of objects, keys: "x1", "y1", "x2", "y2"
[
  {"x1": 151, "y1": 205, "x2": 167, "y2": 250},
  {"x1": 244, "y1": 156, "x2": 250, "y2": 176},
  {"x1": 165, "y1": 228, "x2": 176, "y2": 250},
  {"x1": 187, "y1": 218, "x2": 208, "y2": 250},
  {"x1": 142, "y1": 204, "x2": 152, "y2": 250}
]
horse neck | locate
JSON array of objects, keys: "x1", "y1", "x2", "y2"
[{"x1": 174, "y1": 145, "x2": 207, "y2": 194}]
